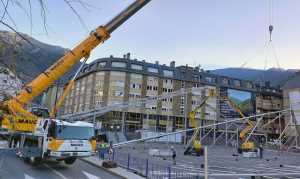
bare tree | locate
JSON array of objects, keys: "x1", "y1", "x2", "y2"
[{"x1": 0, "y1": 0, "x2": 96, "y2": 44}]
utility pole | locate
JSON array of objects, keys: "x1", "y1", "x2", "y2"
[
  {"x1": 236, "y1": 128, "x2": 239, "y2": 149},
  {"x1": 279, "y1": 113, "x2": 282, "y2": 150},
  {"x1": 184, "y1": 92, "x2": 188, "y2": 144},
  {"x1": 200, "y1": 89, "x2": 206, "y2": 142},
  {"x1": 92, "y1": 93, "x2": 95, "y2": 124},
  {"x1": 204, "y1": 146, "x2": 208, "y2": 179},
  {"x1": 122, "y1": 111, "x2": 126, "y2": 133},
  {"x1": 225, "y1": 121, "x2": 228, "y2": 146}
]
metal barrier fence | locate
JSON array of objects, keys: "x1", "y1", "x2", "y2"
[{"x1": 99, "y1": 150, "x2": 203, "y2": 179}]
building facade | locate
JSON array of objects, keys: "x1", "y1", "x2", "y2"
[{"x1": 44, "y1": 54, "x2": 283, "y2": 138}]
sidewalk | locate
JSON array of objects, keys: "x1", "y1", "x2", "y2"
[{"x1": 81, "y1": 156, "x2": 145, "y2": 179}]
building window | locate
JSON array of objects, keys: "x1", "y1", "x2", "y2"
[
  {"x1": 109, "y1": 72, "x2": 125, "y2": 101},
  {"x1": 180, "y1": 107, "x2": 184, "y2": 115},
  {"x1": 163, "y1": 70, "x2": 173, "y2": 77},
  {"x1": 192, "y1": 100, "x2": 196, "y2": 105},
  {"x1": 181, "y1": 81, "x2": 185, "y2": 88},
  {"x1": 193, "y1": 83, "x2": 200, "y2": 88},
  {"x1": 193, "y1": 75, "x2": 199, "y2": 81},
  {"x1": 131, "y1": 83, "x2": 142, "y2": 89},
  {"x1": 222, "y1": 78, "x2": 229, "y2": 85},
  {"x1": 181, "y1": 96, "x2": 185, "y2": 105},
  {"x1": 148, "y1": 67, "x2": 158, "y2": 73},
  {"x1": 234, "y1": 80, "x2": 241, "y2": 87},
  {"x1": 131, "y1": 64, "x2": 143, "y2": 70},
  {"x1": 82, "y1": 66, "x2": 88, "y2": 73},
  {"x1": 98, "y1": 62, "x2": 106, "y2": 68},
  {"x1": 205, "y1": 77, "x2": 216, "y2": 83},
  {"x1": 112, "y1": 62, "x2": 126, "y2": 68},
  {"x1": 114, "y1": 91, "x2": 124, "y2": 97},
  {"x1": 164, "y1": 79, "x2": 173, "y2": 84},
  {"x1": 246, "y1": 82, "x2": 253, "y2": 89}
]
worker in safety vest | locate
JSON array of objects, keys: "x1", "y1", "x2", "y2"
[{"x1": 98, "y1": 142, "x2": 108, "y2": 159}]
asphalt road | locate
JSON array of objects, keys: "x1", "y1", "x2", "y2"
[
  {"x1": 0, "y1": 149, "x2": 122, "y2": 179},
  {"x1": 114, "y1": 142, "x2": 300, "y2": 179}
]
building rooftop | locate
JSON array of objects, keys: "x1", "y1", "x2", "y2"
[
  {"x1": 282, "y1": 72, "x2": 300, "y2": 90},
  {"x1": 76, "y1": 54, "x2": 282, "y2": 95}
]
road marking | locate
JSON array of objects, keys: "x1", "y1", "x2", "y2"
[
  {"x1": 43, "y1": 163, "x2": 68, "y2": 179},
  {"x1": 82, "y1": 171, "x2": 101, "y2": 179},
  {"x1": 24, "y1": 173, "x2": 35, "y2": 179}
]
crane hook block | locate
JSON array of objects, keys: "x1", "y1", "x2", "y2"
[
  {"x1": 269, "y1": 25, "x2": 274, "y2": 33},
  {"x1": 269, "y1": 25, "x2": 274, "y2": 42}
]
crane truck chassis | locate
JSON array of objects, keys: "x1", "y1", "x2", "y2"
[{"x1": 9, "y1": 117, "x2": 96, "y2": 165}]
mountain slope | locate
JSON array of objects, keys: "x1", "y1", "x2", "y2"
[
  {"x1": 0, "y1": 30, "x2": 79, "y2": 83},
  {"x1": 211, "y1": 67, "x2": 297, "y2": 87}
]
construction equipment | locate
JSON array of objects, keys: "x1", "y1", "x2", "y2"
[
  {"x1": 0, "y1": 0, "x2": 151, "y2": 165},
  {"x1": 184, "y1": 88, "x2": 215, "y2": 156},
  {"x1": 224, "y1": 97, "x2": 257, "y2": 156}
]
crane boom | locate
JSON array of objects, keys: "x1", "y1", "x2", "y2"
[
  {"x1": 1, "y1": 0, "x2": 151, "y2": 132},
  {"x1": 11, "y1": 0, "x2": 151, "y2": 107}
]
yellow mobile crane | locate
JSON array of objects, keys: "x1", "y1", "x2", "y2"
[
  {"x1": 225, "y1": 97, "x2": 256, "y2": 154},
  {"x1": 184, "y1": 89, "x2": 215, "y2": 156},
  {"x1": 0, "y1": 0, "x2": 151, "y2": 165}
]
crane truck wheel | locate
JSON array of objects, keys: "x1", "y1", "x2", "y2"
[
  {"x1": 23, "y1": 157, "x2": 30, "y2": 163},
  {"x1": 237, "y1": 148, "x2": 242, "y2": 154},
  {"x1": 64, "y1": 157, "x2": 76, "y2": 165},
  {"x1": 29, "y1": 157, "x2": 42, "y2": 165}
]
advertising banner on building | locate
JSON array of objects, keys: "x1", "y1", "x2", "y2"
[{"x1": 220, "y1": 88, "x2": 254, "y2": 118}]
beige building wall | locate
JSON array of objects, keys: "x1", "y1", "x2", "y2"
[
  {"x1": 204, "y1": 86, "x2": 217, "y2": 121},
  {"x1": 145, "y1": 76, "x2": 159, "y2": 114},
  {"x1": 94, "y1": 72, "x2": 105, "y2": 107},
  {"x1": 128, "y1": 73, "x2": 143, "y2": 113},
  {"x1": 190, "y1": 86, "x2": 217, "y2": 122},
  {"x1": 161, "y1": 79, "x2": 173, "y2": 115},
  {"x1": 108, "y1": 71, "x2": 126, "y2": 105}
]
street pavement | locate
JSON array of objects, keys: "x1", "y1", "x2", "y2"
[
  {"x1": 114, "y1": 142, "x2": 300, "y2": 179},
  {"x1": 0, "y1": 149, "x2": 122, "y2": 179}
]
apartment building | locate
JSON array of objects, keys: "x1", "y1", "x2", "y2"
[{"x1": 45, "y1": 54, "x2": 283, "y2": 137}]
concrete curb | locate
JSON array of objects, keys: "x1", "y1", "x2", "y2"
[{"x1": 80, "y1": 158, "x2": 128, "y2": 179}]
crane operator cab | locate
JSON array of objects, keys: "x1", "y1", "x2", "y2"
[
  {"x1": 30, "y1": 107, "x2": 50, "y2": 118},
  {"x1": 43, "y1": 120, "x2": 96, "y2": 164}
]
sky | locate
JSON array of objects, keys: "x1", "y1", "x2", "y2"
[{"x1": 1, "y1": 0, "x2": 300, "y2": 70}]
